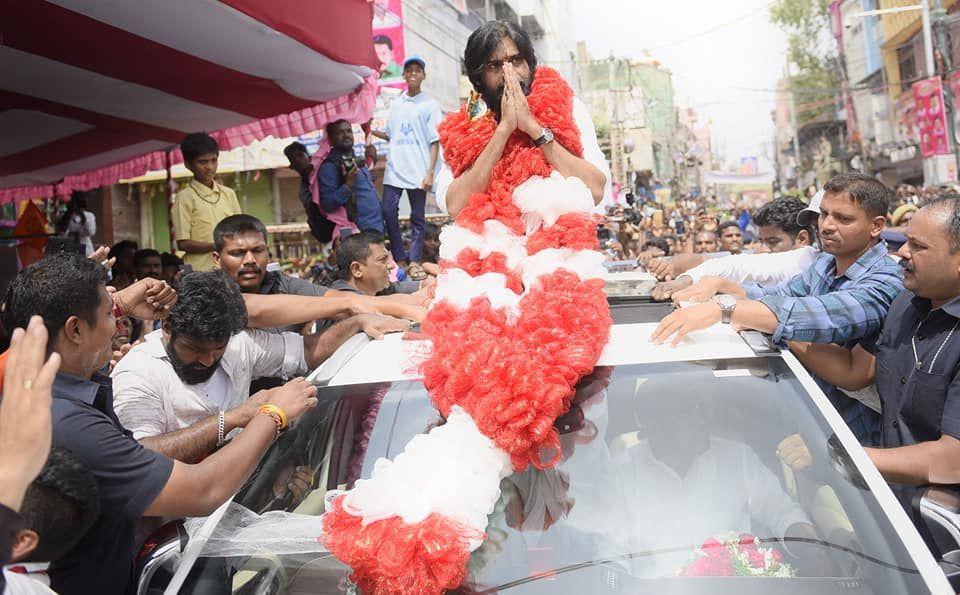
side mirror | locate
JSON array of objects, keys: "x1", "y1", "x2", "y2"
[
  {"x1": 135, "y1": 520, "x2": 188, "y2": 595},
  {"x1": 917, "y1": 486, "x2": 960, "y2": 590}
]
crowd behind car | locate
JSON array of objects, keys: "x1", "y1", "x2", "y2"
[{"x1": 3, "y1": 125, "x2": 960, "y2": 595}]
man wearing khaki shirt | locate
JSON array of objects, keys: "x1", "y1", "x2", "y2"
[{"x1": 171, "y1": 133, "x2": 241, "y2": 271}]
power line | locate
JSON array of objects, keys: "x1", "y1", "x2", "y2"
[{"x1": 640, "y1": 0, "x2": 777, "y2": 52}]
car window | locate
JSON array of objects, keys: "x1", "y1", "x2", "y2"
[{"x1": 176, "y1": 357, "x2": 933, "y2": 594}]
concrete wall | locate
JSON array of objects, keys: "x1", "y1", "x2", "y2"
[{"x1": 402, "y1": 0, "x2": 474, "y2": 111}]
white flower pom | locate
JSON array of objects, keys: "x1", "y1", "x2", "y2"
[
  {"x1": 433, "y1": 268, "x2": 522, "y2": 316},
  {"x1": 520, "y1": 248, "x2": 606, "y2": 291},
  {"x1": 438, "y1": 221, "x2": 527, "y2": 270},
  {"x1": 342, "y1": 406, "x2": 513, "y2": 550},
  {"x1": 513, "y1": 171, "x2": 594, "y2": 235}
]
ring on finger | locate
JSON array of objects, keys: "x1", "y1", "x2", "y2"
[{"x1": 23, "y1": 378, "x2": 33, "y2": 390}]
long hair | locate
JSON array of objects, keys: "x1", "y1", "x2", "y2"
[{"x1": 463, "y1": 20, "x2": 538, "y2": 93}]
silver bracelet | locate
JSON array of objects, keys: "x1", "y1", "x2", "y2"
[{"x1": 217, "y1": 411, "x2": 225, "y2": 447}]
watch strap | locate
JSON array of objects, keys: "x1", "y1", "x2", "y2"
[
  {"x1": 533, "y1": 128, "x2": 553, "y2": 147},
  {"x1": 721, "y1": 306, "x2": 734, "y2": 325}
]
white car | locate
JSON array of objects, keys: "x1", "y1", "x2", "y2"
[{"x1": 137, "y1": 297, "x2": 958, "y2": 594}]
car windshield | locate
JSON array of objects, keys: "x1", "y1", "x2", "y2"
[{"x1": 178, "y1": 356, "x2": 932, "y2": 594}]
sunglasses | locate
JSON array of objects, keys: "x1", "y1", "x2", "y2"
[{"x1": 480, "y1": 54, "x2": 526, "y2": 75}]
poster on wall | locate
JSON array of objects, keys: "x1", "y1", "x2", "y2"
[
  {"x1": 947, "y1": 71, "x2": 960, "y2": 145},
  {"x1": 912, "y1": 77, "x2": 950, "y2": 158},
  {"x1": 372, "y1": 0, "x2": 407, "y2": 89}
]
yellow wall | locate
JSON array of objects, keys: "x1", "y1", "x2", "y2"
[{"x1": 880, "y1": 0, "x2": 959, "y2": 102}]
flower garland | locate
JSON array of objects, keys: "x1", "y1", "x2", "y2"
[{"x1": 323, "y1": 67, "x2": 612, "y2": 594}]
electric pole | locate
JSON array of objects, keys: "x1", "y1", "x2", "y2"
[
  {"x1": 608, "y1": 56, "x2": 625, "y2": 188},
  {"x1": 786, "y1": 59, "x2": 802, "y2": 185}
]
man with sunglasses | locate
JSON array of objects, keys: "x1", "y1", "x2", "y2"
[{"x1": 433, "y1": 20, "x2": 611, "y2": 214}]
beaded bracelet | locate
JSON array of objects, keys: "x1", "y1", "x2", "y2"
[
  {"x1": 257, "y1": 404, "x2": 288, "y2": 439},
  {"x1": 257, "y1": 404, "x2": 289, "y2": 430}
]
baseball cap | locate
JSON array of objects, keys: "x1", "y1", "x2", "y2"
[
  {"x1": 403, "y1": 55, "x2": 426, "y2": 70},
  {"x1": 797, "y1": 189, "x2": 824, "y2": 227}
]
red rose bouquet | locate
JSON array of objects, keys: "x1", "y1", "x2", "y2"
[{"x1": 679, "y1": 533, "x2": 796, "y2": 578}]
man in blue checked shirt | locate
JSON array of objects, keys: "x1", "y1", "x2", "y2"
[{"x1": 652, "y1": 173, "x2": 904, "y2": 445}]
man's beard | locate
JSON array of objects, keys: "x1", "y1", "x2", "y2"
[
  {"x1": 165, "y1": 338, "x2": 222, "y2": 384},
  {"x1": 482, "y1": 71, "x2": 534, "y2": 119}
]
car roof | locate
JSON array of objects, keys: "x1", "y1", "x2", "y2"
[{"x1": 318, "y1": 309, "x2": 763, "y2": 387}]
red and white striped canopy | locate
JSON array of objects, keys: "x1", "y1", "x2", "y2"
[{"x1": 0, "y1": 0, "x2": 380, "y2": 203}]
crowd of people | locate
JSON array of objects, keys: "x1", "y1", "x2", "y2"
[
  {"x1": 0, "y1": 117, "x2": 439, "y2": 593},
  {"x1": 632, "y1": 173, "x2": 960, "y2": 533},
  {"x1": 4, "y1": 14, "x2": 960, "y2": 595}
]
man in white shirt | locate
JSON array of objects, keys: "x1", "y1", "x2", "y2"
[
  {"x1": 651, "y1": 197, "x2": 817, "y2": 301},
  {"x1": 607, "y1": 390, "x2": 820, "y2": 578},
  {"x1": 112, "y1": 270, "x2": 407, "y2": 462}
]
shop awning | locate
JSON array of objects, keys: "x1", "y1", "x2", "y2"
[{"x1": 0, "y1": 0, "x2": 379, "y2": 203}]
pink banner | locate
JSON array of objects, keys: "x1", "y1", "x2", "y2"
[
  {"x1": 372, "y1": 0, "x2": 407, "y2": 90},
  {"x1": 913, "y1": 77, "x2": 951, "y2": 158}
]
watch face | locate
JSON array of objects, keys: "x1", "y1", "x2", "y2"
[{"x1": 714, "y1": 294, "x2": 736, "y2": 308}]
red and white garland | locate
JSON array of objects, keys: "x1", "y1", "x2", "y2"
[{"x1": 323, "y1": 67, "x2": 612, "y2": 594}]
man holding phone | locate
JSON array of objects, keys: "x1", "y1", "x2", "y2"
[{"x1": 318, "y1": 120, "x2": 384, "y2": 234}]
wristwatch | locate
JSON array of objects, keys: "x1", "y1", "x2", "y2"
[
  {"x1": 533, "y1": 127, "x2": 554, "y2": 147},
  {"x1": 712, "y1": 294, "x2": 737, "y2": 324}
]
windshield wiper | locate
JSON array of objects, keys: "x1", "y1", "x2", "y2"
[{"x1": 475, "y1": 537, "x2": 920, "y2": 592}]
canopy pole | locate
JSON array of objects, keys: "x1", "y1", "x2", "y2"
[{"x1": 165, "y1": 150, "x2": 176, "y2": 252}]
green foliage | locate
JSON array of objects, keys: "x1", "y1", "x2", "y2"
[{"x1": 770, "y1": 0, "x2": 841, "y2": 125}]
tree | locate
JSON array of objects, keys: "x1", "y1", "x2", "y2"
[{"x1": 770, "y1": 0, "x2": 842, "y2": 126}]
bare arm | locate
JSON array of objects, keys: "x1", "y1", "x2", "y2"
[
  {"x1": 243, "y1": 294, "x2": 361, "y2": 328},
  {"x1": 866, "y1": 435, "x2": 960, "y2": 485},
  {"x1": 139, "y1": 414, "x2": 223, "y2": 464},
  {"x1": 302, "y1": 314, "x2": 410, "y2": 368},
  {"x1": 144, "y1": 414, "x2": 278, "y2": 516},
  {"x1": 370, "y1": 130, "x2": 389, "y2": 141},
  {"x1": 177, "y1": 239, "x2": 215, "y2": 255},
  {"x1": 139, "y1": 394, "x2": 269, "y2": 463},
  {"x1": 422, "y1": 141, "x2": 440, "y2": 191},
  {"x1": 651, "y1": 299, "x2": 777, "y2": 347},
  {"x1": 428, "y1": 141, "x2": 439, "y2": 174},
  {"x1": 302, "y1": 317, "x2": 363, "y2": 369},
  {"x1": 670, "y1": 276, "x2": 748, "y2": 303},
  {"x1": 444, "y1": 127, "x2": 512, "y2": 216},
  {"x1": 788, "y1": 342, "x2": 876, "y2": 391},
  {"x1": 145, "y1": 379, "x2": 318, "y2": 517},
  {"x1": 729, "y1": 300, "x2": 778, "y2": 333}
]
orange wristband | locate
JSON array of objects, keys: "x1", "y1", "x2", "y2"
[{"x1": 257, "y1": 404, "x2": 288, "y2": 430}]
